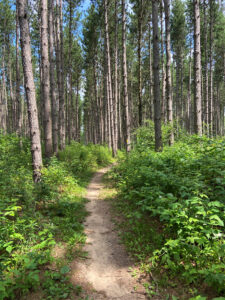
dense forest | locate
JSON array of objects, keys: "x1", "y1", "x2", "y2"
[{"x1": 0, "y1": 0, "x2": 225, "y2": 299}]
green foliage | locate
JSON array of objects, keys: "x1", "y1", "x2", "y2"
[
  {"x1": 171, "y1": 0, "x2": 187, "y2": 55},
  {"x1": 0, "y1": 135, "x2": 112, "y2": 299},
  {"x1": 113, "y1": 132, "x2": 225, "y2": 295},
  {"x1": 58, "y1": 142, "x2": 113, "y2": 184},
  {"x1": 132, "y1": 120, "x2": 180, "y2": 151}
]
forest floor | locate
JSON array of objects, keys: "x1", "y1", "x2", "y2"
[{"x1": 70, "y1": 167, "x2": 148, "y2": 300}]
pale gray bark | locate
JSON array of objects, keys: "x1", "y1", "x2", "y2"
[
  {"x1": 68, "y1": 0, "x2": 73, "y2": 144},
  {"x1": 114, "y1": 0, "x2": 118, "y2": 152},
  {"x1": 18, "y1": 0, "x2": 43, "y2": 182},
  {"x1": 209, "y1": 0, "x2": 213, "y2": 136},
  {"x1": 160, "y1": 1, "x2": 166, "y2": 123},
  {"x1": 0, "y1": 86, "x2": 7, "y2": 133},
  {"x1": 122, "y1": 0, "x2": 131, "y2": 152},
  {"x1": 203, "y1": 0, "x2": 209, "y2": 134},
  {"x1": 148, "y1": 20, "x2": 153, "y2": 120},
  {"x1": 59, "y1": 0, "x2": 65, "y2": 149},
  {"x1": 164, "y1": 0, "x2": 174, "y2": 145},
  {"x1": 16, "y1": 3, "x2": 22, "y2": 137},
  {"x1": 48, "y1": 0, "x2": 58, "y2": 153},
  {"x1": 152, "y1": 0, "x2": 163, "y2": 151},
  {"x1": 104, "y1": 0, "x2": 116, "y2": 156},
  {"x1": 194, "y1": 0, "x2": 202, "y2": 135},
  {"x1": 138, "y1": 0, "x2": 143, "y2": 126},
  {"x1": 55, "y1": 0, "x2": 65, "y2": 149},
  {"x1": 41, "y1": 0, "x2": 52, "y2": 157}
]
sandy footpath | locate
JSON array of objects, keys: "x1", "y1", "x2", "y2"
[{"x1": 70, "y1": 167, "x2": 147, "y2": 300}]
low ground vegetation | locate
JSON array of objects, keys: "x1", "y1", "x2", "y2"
[
  {"x1": 0, "y1": 135, "x2": 113, "y2": 300},
  {"x1": 112, "y1": 128, "x2": 225, "y2": 299}
]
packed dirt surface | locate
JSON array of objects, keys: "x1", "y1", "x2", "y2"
[{"x1": 71, "y1": 167, "x2": 147, "y2": 300}]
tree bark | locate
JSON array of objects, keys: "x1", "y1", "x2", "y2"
[
  {"x1": 114, "y1": 0, "x2": 118, "y2": 152},
  {"x1": 122, "y1": 0, "x2": 131, "y2": 152},
  {"x1": 152, "y1": 0, "x2": 163, "y2": 151},
  {"x1": 164, "y1": 0, "x2": 174, "y2": 145},
  {"x1": 18, "y1": 0, "x2": 43, "y2": 182},
  {"x1": 138, "y1": 0, "x2": 143, "y2": 126},
  {"x1": 160, "y1": 1, "x2": 166, "y2": 123},
  {"x1": 209, "y1": 0, "x2": 213, "y2": 136},
  {"x1": 203, "y1": 0, "x2": 209, "y2": 135},
  {"x1": 16, "y1": 2, "x2": 22, "y2": 137},
  {"x1": 41, "y1": 0, "x2": 52, "y2": 157},
  {"x1": 148, "y1": 20, "x2": 153, "y2": 121},
  {"x1": 56, "y1": 0, "x2": 65, "y2": 149},
  {"x1": 68, "y1": 0, "x2": 73, "y2": 144},
  {"x1": 49, "y1": 0, "x2": 58, "y2": 153},
  {"x1": 104, "y1": 0, "x2": 116, "y2": 156},
  {"x1": 193, "y1": 0, "x2": 202, "y2": 135}
]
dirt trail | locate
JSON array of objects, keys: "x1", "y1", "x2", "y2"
[{"x1": 71, "y1": 167, "x2": 147, "y2": 300}]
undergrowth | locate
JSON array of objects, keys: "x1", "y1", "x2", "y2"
[
  {"x1": 112, "y1": 130, "x2": 225, "y2": 299},
  {"x1": 0, "y1": 135, "x2": 113, "y2": 300}
]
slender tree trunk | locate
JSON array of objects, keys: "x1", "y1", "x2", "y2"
[
  {"x1": 41, "y1": 0, "x2": 52, "y2": 157},
  {"x1": 148, "y1": 20, "x2": 153, "y2": 121},
  {"x1": 138, "y1": 0, "x2": 143, "y2": 126},
  {"x1": 122, "y1": 0, "x2": 131, "y2": 152},
  {"x1": 16, "y1": 3, "x2": 22, "y2": 137},
  {"x1": 7, "y1": 49, "x2": 15, "y2": 133},
  {"x1": 49, "y1": 0, "x2": 58, "y2": 153},
  {"x1": 175, "y1": 54, "x2": 181, "y2": 130},
  {"x1": 152, "y1": 0, "x2": 163, "y2": 151},
  {"x1": 164, "y1": 0, "x2": 174, "y2": 145},
  {"x1": 187, "y1": 47, "x2": 192, "y2": 133},
  {"x1": 203, "y1": 0, "x2": 209, "y2": 135},
  {"x1": 209, "y1": 0, "x2": 213, "y2": 136},
  {"x1": 194, "y1": 0, "x2": 202, "y2": 135},
  {"x1": 56, "y1": 0, "x2": 65, "y2": 149},
  {"x1": 104, "y1": 0, "x2": 116, "y2": 156},
  {"x1": 76, "y1": 79, "x2": 80, "y2": 141},
  {"x1": 18, "y1": 0, "x2": 43, "y2": 182},
  {"x1": 114, "y1": 0, "x2": 118, "y2": 151},
  {"x1": 160, "y1": 1, "x2": 166, "y2": 123},
  {"x1": 1, "y1": 47, "x2": 8, "y2": 134},
  {"x1": 68, "y1": 0, "x2": 73, "y2": 144},
  {"x1": 0, "y1": 84, "x2": 7, "y2": 134}
]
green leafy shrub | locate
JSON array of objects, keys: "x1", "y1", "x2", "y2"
[
  {"x1": 58, "y1": 142, "x2": 113, "y2": 184},
  {"x1": 132, "y1": 120, "x2": 186, "y2": 151},
  {"x1": 0, "y1": 135, "x2": 112, "y2": 299},
  {"x1": 114, "y1": 133, "x2": 225, "y2": 294}
]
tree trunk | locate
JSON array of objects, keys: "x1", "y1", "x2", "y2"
[
  {"x1": 160, "y1": 1, "x2": 166, "y2": 123},
  {"x1": 18, "y1": 0, "x2": 43, "y2": 182},
  {"x1": 193, "y1": 0, "x2": 202, "y2": 135},
  {"x1": 114, "y1": 0, "x2": 118, "y2": 151},
  {"x1": 16, "y1": 2, "x2": 22, "y2": 137},
  {"x1": 68, "y1": 0, "x2": 73, "y2": 144},
  {"x1": 41, "y1": 0, "x2": 52, "y2": 158},
  {"x1": 49, "y1": 0, "x2": 58, "y2": 153},
  {"x1": 187, "y1": 46, "x2": 192, "y2": 134},
  {"x1": 76, "y1": 79, "x2": 80, "y2": 141},
  {"x1": 164, "y1": 0, "x2": 174, "y2": 145},
  {"x1": 56, "y1": 0, "x2": 65, "y2": 149},
  {"x1": 1, "y1": 47, "x2": 8, "y2": 134},
  {"x1": 209, "y1": 0, "x2": 213, "y2": 136},
  {"x1": 148, "y1": 20, "x2": 153, "y2": 121},
  {"x1": 138, "y1": 0, "x2": 143, "y2": 126},
  {"x1": 152, "y1": 0, "x2": 163, "y2": 151},
  {"x1": 122, "y1": 0, "x2": 131, "y2": 152},
  {"x1": 203, "y1": 0, "x2": 209, "y2": 135},
  {"x1": 104, "y1": 0, "x2": 116, "y2": 156}
]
